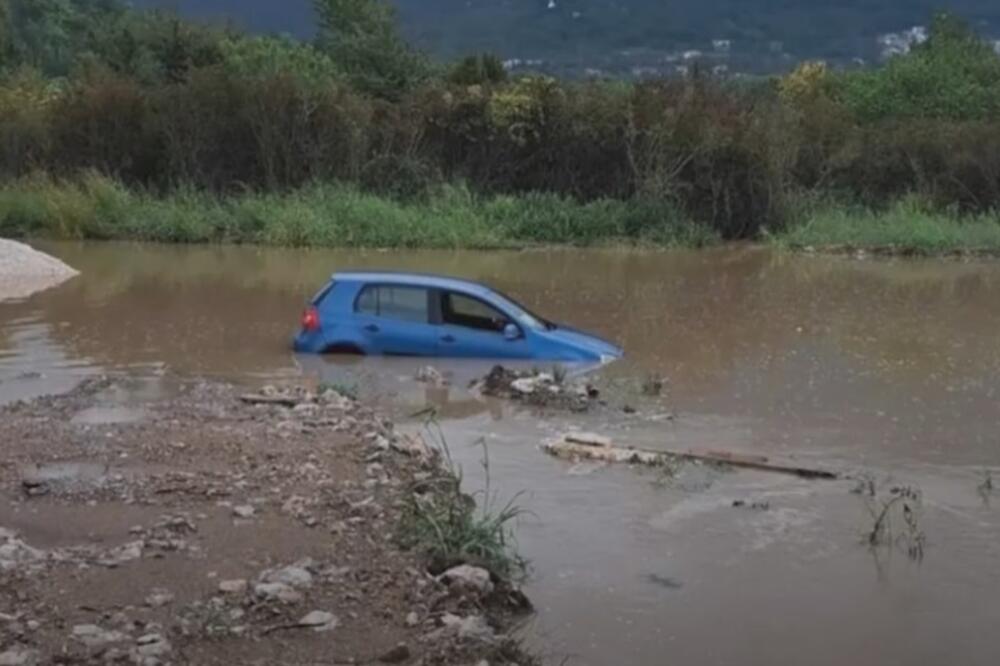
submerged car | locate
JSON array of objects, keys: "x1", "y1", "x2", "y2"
[{"x1": 293, "y1": 271, "x2": 622, "y2": 362}]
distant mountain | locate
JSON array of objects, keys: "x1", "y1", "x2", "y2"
[{"x1": 131, "y1": 1, "x2": 1000, "y2": 74}]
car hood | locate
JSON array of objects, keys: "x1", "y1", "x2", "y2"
[{"x1": 540, "y1": 324, "x2": 623, "y2": 361}]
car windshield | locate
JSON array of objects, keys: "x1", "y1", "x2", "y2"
[{"x1": 489, "y1": 290, "x2": 555, "y2": 331}]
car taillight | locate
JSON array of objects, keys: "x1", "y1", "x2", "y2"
[{"x1": 301, "y1": 306, "x2": 320, "y2": 332}]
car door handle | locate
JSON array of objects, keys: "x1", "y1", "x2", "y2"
[
  {"x1": 441, "y1": 335, "x2": 456, "y2": 343},
  {"x1": 364, "y1": 324, "x2": 379, "y2": 333}
]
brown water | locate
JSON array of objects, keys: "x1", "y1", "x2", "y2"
[{"x1": 3, "y1": 242, "x2": 1000, "y2": 665}]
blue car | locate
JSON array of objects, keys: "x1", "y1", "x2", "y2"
[{"x1": 293, "y1": 271, "x2": 623, "y2": 362}]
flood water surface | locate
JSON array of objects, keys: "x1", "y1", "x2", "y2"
[{"x1": 3, "y1": 242, "x2": 1000, "y2": 665}]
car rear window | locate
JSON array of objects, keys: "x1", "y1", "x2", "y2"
[{"x1": 355, "y1": 285, "x2": 429, "y2": 323}]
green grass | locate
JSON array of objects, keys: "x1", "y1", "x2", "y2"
[
  {"x1": 777, "y1": 198, "x2": 1000, "y2": 255},
  {"x1": 399, "y1": 425, "x2": 528, "y2": 580},
  {"x1": 0, "y1": 172, "x2": 718, "y2": 249}
]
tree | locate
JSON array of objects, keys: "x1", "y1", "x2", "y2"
[
  {"x1": 448, "y1": 54, "x2": 507, "y2": 86},
  {"x1": 312, "y1": 0, "x2": 430, "y2": 99}
]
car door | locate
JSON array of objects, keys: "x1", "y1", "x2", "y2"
[
  {"x1": 353, "y1": 284, "x2": 439, "y2": 356},
  {"x1": 436, "y1": 290, "x2": 532, "y2": 359}
]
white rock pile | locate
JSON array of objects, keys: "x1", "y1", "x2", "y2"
[{"x1": 0, "y1": 239, "x2": 78, "y2": 302}]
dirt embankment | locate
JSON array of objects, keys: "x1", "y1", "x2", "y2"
[
  {"x1": 0, "y1": 380, "x2": 533, "y2": 666},
  {"x1": 0, "y1": 239, "x2": 78, "y2": 302}
]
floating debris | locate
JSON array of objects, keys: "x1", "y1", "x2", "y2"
[
  {"x1": 472, "y1": 365, "x2": 599, "y2": 412},
  {"x1": 543, "y1": 433, "x2": 838, "y2": 480}
]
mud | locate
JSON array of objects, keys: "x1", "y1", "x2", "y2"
[{"x1": 0, "y1": 379, "x2": 532, "y2": 666}]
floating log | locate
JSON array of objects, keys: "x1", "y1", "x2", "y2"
[
  {"x1": 544, "y1": 434, "x2": 837, "y2": 480},
  {"x1": 238, "y1": 394, "x2": 302, "y2": 408}
]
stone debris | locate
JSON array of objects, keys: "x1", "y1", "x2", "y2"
[
  {"x1": 131, "y1": 633, "x2": 172, "y2": 666},
  {"x1": 0, "y1": 379, "x2": 535, "y2": 665},
  {"x1": 0, "y1": 530, "x2": 45, "y2": 571},
  {"x1": 253, "y1": 582, "x2": 303, "y2": 604},
  {"x1": 0, "y1": 239, "x2": 78, "y2": 302},
  {"x1": 431, "y1": 613, "x2": 496, "y2": 644},
  {"x1": 0, "y1": 649, "x2": 39, "y2": 666},
  {"x1": 415, "y1": 366, "x2": 449, "y2": 387},
  {"x1": 71, "y1": 624, "x2": 130, "y2": 648},
  {"x1": 473, "y1": 365, "x2": 598, "y2": 412},
  {"x1": 218, "y1": 579, "x2": 248, "y2": 594},
  {"x1": 98, "y1": 540, "x2": 144, "y2": 568},
  {"x1": 144, "y1": 589, "x2": 175, "y2": 608},
  {"x1": 438, "y1": 565, "x2": 494, "y2": 596},
  {"x1": 260, "y1": 561, "x2": 314, "y2": 589},
  {"x1": 297, "y1": 611, "x2": 338, "y2": 632},
  {"x1": 378, "y1": 642, "x2": 411, "y2": 663},
  {"x1": 232, "y1": 504, "x2": 256, "y2": 519}
]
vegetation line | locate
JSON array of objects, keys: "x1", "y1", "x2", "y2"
[
  {"x1": 0, "y1": 173, "x2": 717, "y2": 248},
  {"x1": 3, "y1": 3, "x2": 1000, "y2": 252}
]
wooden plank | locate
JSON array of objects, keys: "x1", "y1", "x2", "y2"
[{"x1": 543, "y1": 437, "x2": 837, "y2": 480}]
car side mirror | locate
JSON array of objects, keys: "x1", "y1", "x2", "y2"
[{"x1": 503, "y1": 323, "x2": 521, "y2": 341}]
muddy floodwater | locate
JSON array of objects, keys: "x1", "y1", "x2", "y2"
[{"x1": 3, "y1": 242, "x2": 1000, "y2": 665}]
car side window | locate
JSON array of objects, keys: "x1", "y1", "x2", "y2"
[
  {"x1": 355, "y1": 285, "x2": 429, "y2": 323},
  {"x1": 442, "y1": 292, "x2": 511, "y2": 333}
]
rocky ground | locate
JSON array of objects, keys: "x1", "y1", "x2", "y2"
[
  {"x1": 0, "y1": 239, "x2": 78, "y2": 302},
  {"x1": 0, "y1": 379, "x2": 534, "y2": 666}
]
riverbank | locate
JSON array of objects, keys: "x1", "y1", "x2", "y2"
[
  {"x1": 0, "y1": 174, "x2": 716, "y2": 250},
  {"x1": 0, "y1": 378, "x2": 535, "y2": 666},
  {"x1": 774, "y1": 200, "x2": 1000, "y2": 257},
  {"x1": 3, "y1": 176, "x2": 1000, "y2": 257}
]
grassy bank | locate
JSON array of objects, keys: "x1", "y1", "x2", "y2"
[
  {"x1": 0, "y1": 173, "x2": 718, "y2": 249},
  {"x1": 776, "y1": 200, "x2": 1000, "y2": 255}
]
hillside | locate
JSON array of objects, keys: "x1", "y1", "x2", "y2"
[{"x1": 131, "y1": 0, "x2": 1000, "y2": 71}]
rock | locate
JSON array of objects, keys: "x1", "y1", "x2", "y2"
[
  {"x1": 390, "y1": 433, "x2": 434, "y2": 459},
  {"x1": 378, "y1": 643, "x2": 411, "y2": 663},
  {"x1": 0, "y1": 649, "x2": 39, "y2": 666},
  {"x1": 232, "y1": 505, "x2": 255, "y2": 519},
  {"x1": 298, "y1": 610, "x2": 338, "y2": 632},
  {"x1": 435, "y1": 614, "x2": 495, "y2": 644},
  {"x1": 253, "y1": 583, "x2": 302, "y2": 603},
  {"x1": 510, "y1": 378, "x2": 539, "y2": 395},
  {"x1": 438, "y1": 565, "x2": 494, "y2": 595},
  {"x1": 0, "y1": 533, "x2": 45, "y2": 570},
  {"x1": 135, "y1": 633, "x2": 171, "y2": 656},
  {"x1": 415, "y1": 366, "x2": 449, "y2": 387},
  {"x1": 145, "y1": 589, "x2": 174, "y2": 608},
  {"x1": 218, "y1": 579, "x2": 247, "y2": 594},
  {"x1": 72, "y1": 624, "x2": 130, "y2": 647},
  {"x1": 99, "y1": 540, "x2": 143, "y2": 567},
  {"x1": 405, "y1": 611, "x2": 420, "y2": 627},
  {"x1": 261, "y1": 564, "x2": 313, "y2": 589}
]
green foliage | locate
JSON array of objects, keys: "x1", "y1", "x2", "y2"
[
  {"x1": 834, "y1": 14, "x2": 1000, "y2": 122},
  {"x1": 5, "y1": 1, "x2": 1000, "y2": 249},
  {"x1": 219, "y1": 35, "x2": 340, "y2": 87},
  {"x1": 0, "y1": 174, "x2": 715, "y2": 248},
  {"x1": 777, "y1": 197, "x2": 1000, "y2": 254},
  {"x1": 359, "y1": 154, "x2": 439, "y2": 200},
  {"x1": 448, "y1": 53, "x2": 507, "y2": 86},
  {"x1": 400, "y1": 429, "x2": 527, "y2": 579},
  {"x1": 312, "y1": 0, "x2": 430, "y2": 99}
]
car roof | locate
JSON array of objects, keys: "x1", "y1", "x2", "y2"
[{"x1": 333, "y1": 271, "x2": 495, "y2": 297}]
